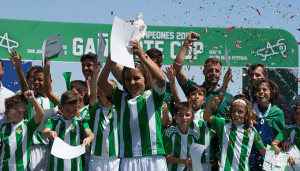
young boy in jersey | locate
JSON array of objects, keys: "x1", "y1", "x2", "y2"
[
  {"x1": 70, "y1": 80, "x2": 89, "y2": 119},
  {"x1": 187, "y1": 85, "x2": 215, "y2": 171},
  {"x1": 0, "y1": 91, "x2": 44, "y2": 170},
  {"x1": 88, "y1": 61, "x2": 120, "y2": 170},
  {"x1": 164, "y1": 102, "x2": 200, "y2": 171},
  {"x1": 271, "y1": 101, "x2": 300, "y2": 167},
  {"x1": 42, "y1": 90, "x2": 94, "y2": 171}
]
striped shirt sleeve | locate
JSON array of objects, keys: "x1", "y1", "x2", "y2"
[
  {"x1": 80, "y1": 119, "x2": 91, "y2": 131},
  {"x1": 275, "y1": 127, "x2": 292, "y2": 142},
  {"x1": 27, "y1": 117, "x2": 39, "y2": 132},
  {"x1": 253, "y1": 130, "x2": 265, "y2": 150},
  {"x1": 110, "y1": 86, "x2": 124, "y2": 110},
  {"x1": 45, "y1": 118, "x2": 54, "y2": 130},
  {"x1": 211, "y1": 115, "x2": 226, "y2": 136}
]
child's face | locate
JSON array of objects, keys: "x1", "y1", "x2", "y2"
[
  {"x1": 33, "y1": 72, "x2": 44, "y2": 94},
  {"x1": 175, "y1": 109, "x2": 193, "y2": 128},
  {"x1": 61, "y1": 103, "x2": 79, "y2": 120},
  {"x1": 4, "y1": 108, "x2": 23, "y2": 124},
  {"x1": 255, "y1": 83, "x2": 271, "y2": 105},
  {"x1": 124, "y1": 68, "x2": 145, "y2": 96},
  {"x1": 294, "y1": 109, "x2": 300, "y2": 126},
  {"x1": 98, "y1": 89, "x2": 113, "y2": 109},
  {"x1": 231, "y1": 102, "x2": 247, "y2": 125},
  {"x1": 188, "y1": 91, "x2": 206, "y2": 109},
  {"x1": 81, "y1": 59, "x2": 94, "y2": 80}
]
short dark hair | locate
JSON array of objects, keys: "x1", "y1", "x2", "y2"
[
  {"x1": 33, "y1": 67, "x2": 44, "y2": 76},
  {"x1": 71, "y1": 80, "x2": 88, "y2": 103},
  {"x1": 0, "y1": 59, "x2": 3, "y2": 68},
  {"x1": 187, "y1": 85, "x2": 207, "y2": 98},
  {"x1": 122, "y1": 61, "x2": 153, "y2": 92},
  {"x1": 251, "y1": 79, "x2": 279, "y2": 104},
  {"x1": 174, "y1": 102, "x2": 192, "y2": 115},
  {"x1": 247, "y1": 63, "x2": 268, "y2": 77},
  {"x1": 146, "y1": 48, "x2": 163, "y2": 67},
  {"x1": 204, "y1": 58, "x2": 222, "y2": 69},
  {"x1": 5, "y1": 94, "x2": 28, "y2": 115},
  {"x1": 26, "y1": 65, "x2": 43, "y2": 79},
  {"x1": 60, "y1": 91, "x2": 79, "y2": 106},
  {"x1": 80, "y1": 53, "x2": 97, "y2": 63}
]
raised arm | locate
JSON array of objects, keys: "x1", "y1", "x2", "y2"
[
  {"x1": 163, "y1": 65, "x2": 181, "y2": 104},
  {"x1": 129, "y1": 39, "x2": 166, "y2": 88},
  {"x1": 203, "y1": 97, "x2": 216, "y2": 123},
  {"x1": 98, "y1": 54, "x2": 114, "y2": 99},
  {"x1": 43, "y1": 57, "x2": 60, "y2": 106},
  {"x1": 9, "y1": 49, "x2": 28, "y2": 93},
  {"x1": 217, "y1": 68, "x2": 232, "y2": 101},
  {"x1": 24, "y1": 90, "x2": 44, "y2": 125},
  {"x1": 173, "y1": 32, "x2": 200, "y2": 86},
  {"x1": 89, "y1": 62, "x2": 101, "y2": 107},
  {"x1": 110, "y1": 62, "x2": 124, "y2": 85}
]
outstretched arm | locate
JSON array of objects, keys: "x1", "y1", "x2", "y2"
[
  {"x1": 98, "y1": 54, "x2": 114, "y2": 99},
  {"x1": 43, "y1": 57, "x2": 60, "y2": 106},
  {"x1": 163, "y1": 65, "x2": 181, "y2": 104},
  {"x1": 24, "y1": 90, "x2": 44, "y2": 125},
  {"x1": 173, "y1": 31, "x2": 200, "y2": 86},
  {"x1": 89, "y1": 61, "x2": 101, "y2": 107},
  {"x1": 82, "y1": 129, "x2": 94, "y2": 149},
  {"x1": 110, "y1": 62, "x2": 124, "y2": 84},
  {"x1": 129, "y1": 39, "x2": 166, "y2": 88},
  {"x1": 9, "y1": 49, "x2": 29, "y2": 93}
]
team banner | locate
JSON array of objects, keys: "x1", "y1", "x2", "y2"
[{"x1": 0, "y1": 18, "x2": 298, "y2": 67}]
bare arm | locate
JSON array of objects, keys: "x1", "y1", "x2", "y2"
[
  {"x1": 217, "y1": 68, "x2": 232, "y2": 101},
  {"x1": 161, "y1": 102, "x2": 169, "y2": 127},
  {"x1": 203, "y1": 97, "x2": 216, "y2": 123},
  {"x1": 173, "y1": 31, "x2": 200, "y2": 86},
  {"x1": 43, "y1": 57, "x2": 60, "y2": 106},
  {"x1": 89, "y1": 62, "x2": 101, "y2": 107},
  {"x1": 9, "y1": 49, "x2": 29, "y2": 93},
  {"x1": 110, "y1": 62, "x2": 124, "y2": 84},
  {"x1": 163, "y1": 65, "x2": 181, "y2": 104},
  {"x1": 129, "y1": 40, "x2": 166, "y2": 88},
  {"x1": 259, "y1": 147, "x2": 267, "y2": 155},
  {"x1": 166, "y1": 152, "x2": 193, "y2": 171},
  {"x1": 82, "y1": 129, "x2": 94, "y2": 149},
  {"x1": 41, "y1": 128, "x2": 57, "y2": 141},
  {"x1": 98, "y1": 54, "x2": 114, "y2": 99},
  {"x1": 24, "y1": 90, "x2": 44, "y2": 125},
  {"x1": 271, "y1": 139, "x2": 282, "y2": 155}
]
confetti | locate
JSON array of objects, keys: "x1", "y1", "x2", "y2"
[
  {"x1": 290, "y1": 14, "x2": 299, "y2": 18},
  {"x1": 158, "y1": 21, "x2": 162, "y2": 24},
  {"x1": 256, "y1": 9, "x2": 261, "y2": 16},
  {"x1": 244, "y1": 62, "x2": 249, "y2": 67},
  {"x1": 296, "y1": 78, "x2": 300, "y2": 82},
  {"x1": 189, "y1": 60, "x2": 194, "y2": 64},
  {"x1": 225, "y1": 26, "x2": 235, "y2": 37},
  {"x1": 188, "y1": 65, "x2": 190, "y2": 71},
  {"x1": 111, "y1": 11, "x2": 113, "y2": 15},
  {"x1": 284, "y1": 55, "x2": 287, "y2": 59},
  {"x1": 204, "y1": 28, "x2": 208, "y2": 33},
  {"x1": 174, "y1": 61, "x2": 183, "y2": 66},
  {"x1": 198, "y1": 66, "x2": 203, "y2": 69},
  {"x1": 212, "y1": 47, "x2": 218, "y2": 51},
  {"x1": 257, "y1": 135, "x2": 261, "y2": 142}
]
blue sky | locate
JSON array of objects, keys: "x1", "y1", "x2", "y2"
[{"x1": 0, "y1": 0, "x2": 299, "y2": 98}]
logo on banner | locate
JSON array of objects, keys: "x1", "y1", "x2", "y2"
[
  {"x1": 256, "y1": 39, "x2": 286, "y2": 61},
  {"x1": 0, "y1": 33, "x2": 19, "y2": 52}
]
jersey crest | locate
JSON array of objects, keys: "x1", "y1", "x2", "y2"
[{"x1": 16, "y1": 127, "x2": 22, "y2": 134}]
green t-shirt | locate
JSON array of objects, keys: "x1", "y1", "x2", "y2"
[
  {"x1": 276, "y1": 125, "x2": 300, "y2": 150},
  {"x1": 181, "y1": 79, "x2": 234, "y2": 118}
]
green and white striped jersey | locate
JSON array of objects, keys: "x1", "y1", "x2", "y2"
[
  {"x1": 189, "y1": 109, "x2": 214, "y2": 164},
  {"x1": 163, "y1": 126, "x2": 200, "y2": 171},
  {"x1": 0, "y1": 119, "x2": 37, "y2": 171},
  {"x1": 79, "y1": 106, "x2": 89, "y2": 119},
  {"x1": 88, "y1": 103, "x2": 118, "y2": 157},
  {"x1": 45, "y1": 115, "x2": 91, "y2": 171},
  {"x1": 211, "y1": 115, "x2": 265, "y2": 171},
  {"x1": 26, "y1": 93, "x2": 60, "y2": 145},
  {"x1": 276, "y1": 124, "x2": 300, "y2": 150},
  {"x1": 111, "y1": 84, "x2": 165, "y2": 158}
]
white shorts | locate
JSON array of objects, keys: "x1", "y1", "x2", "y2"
[
  {"x1": 120, "y1": 155, "x2": 167, "y2": 171},
  {"x1": 29, "y1": 144, "x2": 50, "y2": 171},
  {"x1": 89, "y1": 156, "x2": 120, "y2": 171}
]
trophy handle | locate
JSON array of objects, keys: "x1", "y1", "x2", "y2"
[{"x1": 62, "y1": 72, "x2": 72, "y2": 91}]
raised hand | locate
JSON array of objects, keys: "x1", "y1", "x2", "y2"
[
  {"x1": 186, "y1": 31, "x2": 200, "y2": 43},
  {"x1": 128, "y1": 39, "x2": 144, "y2": 57},
  {"x1": 9, "y1": 49, "x2": 22, "y2": 67},
  {"x1": 24, "y1": 90, "x2": 35, "y2": 101},
  {"x1": 163, "y1": 65, "x2": 176, "y2": 83}
]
